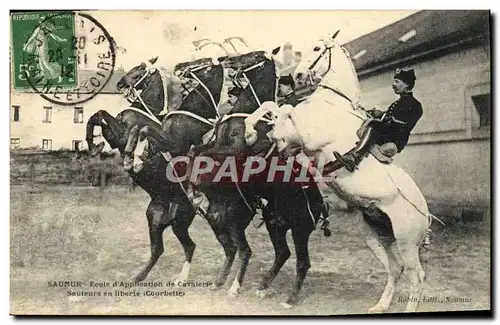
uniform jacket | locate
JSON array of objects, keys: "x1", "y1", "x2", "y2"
[
  {"x1": 281, "y1": 91, "x2": 300, "y2": 107},
  {"x1": 377, "y1": 92, "x2": 423, "y2": 152}
]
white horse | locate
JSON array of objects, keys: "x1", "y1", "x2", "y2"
[{"x1": 246, "y1": 31, "x2": 435, "y2": 313}]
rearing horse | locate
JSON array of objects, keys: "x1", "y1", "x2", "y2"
[
  {"x1": 192, "y1": 49, "x2": 330, "y2": 307},
  {"x1": 84, "y1": 56, "x2": 225, "y2": 284},
  {"x1": 249, "y1": 31, "x2": 435, "y2": 313}
]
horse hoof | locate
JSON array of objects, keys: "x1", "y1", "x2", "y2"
[
  {"x1": 280, "y1": 302, "x2": 293, "y2": 309},
  {"x1": 174, "y1": 280, "x2": 186, "y2": 287},
  {"x1": 368, "y1": 304, "x2": 388, "y2": 313},
  {"x1": 133, "y1": 163, "x2": 144, "y2": 174},
  {"x1": 227, "y1": 288, "x2": 239, "y2": 297},
  {"x1": 124, "y1": 157, "x2": 133, "y2": 171},
  {"x1": 131, "y1": 274, "x2": 146, "y2": 283},
  {"x1": 256, "y1": 288, "x2": 275, "y2": 298},
  {"x1": 209, "y1": 283, "x2": 222, "y2": 291},
  {"x1": 256, "y1": 290, "x2": 266, "y2": 298}
]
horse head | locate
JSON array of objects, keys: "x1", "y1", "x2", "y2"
[
  {"x1": 219, "y1": 48, "x2": 281, "y2": 114},
  {"x1": 219, "y1": 47, "x2": 279, "y2": 71},
  {"x1": 294, "y1": 30, "x2": 361, "y2": 105},
  {"x1": 117, "y1": 56, "x2": 165, "y2": 117},
  {"x1": 117, "y1": 56, "x2": 159, "y2": 92},
  {"x1": 173, "y1": 57, "x2": 225, "y2": 119}
]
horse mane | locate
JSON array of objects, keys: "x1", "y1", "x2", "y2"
[
  {"x1": 174, "y1": 57, "x2": 214, "y2": 71},
  {"x1": 230, "y1": 57, "x2": 278, "y2": 114},
  {"x1": 175, "y1": 63, "x2": 224, "y2": 120},
  {"x1": 131, "y1": 69, "x2": 166, "y2": 119}
]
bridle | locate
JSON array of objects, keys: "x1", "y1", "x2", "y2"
[
  {"x1": 176, "y1": 63, "x2": 220, "y2": 117},
  {"x1": 308, "y1": 41, "x2": 333, "y2": 75},
  {"x1": 230, "y1": 59, "x2": 273, "y2": 108},
  {"x1": 305, "y1": 40, "x2": 357, "y2": 106},
  {"x1": 124, "y1": 61, "x2": 222, "y2": 123},
  {"x1": 124, "y1": 61, "x2": 160, "y2": 120}
]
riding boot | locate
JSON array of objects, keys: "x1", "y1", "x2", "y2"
[{"x1": 333, "y1": 126, "x2": 377, "y2": 172}]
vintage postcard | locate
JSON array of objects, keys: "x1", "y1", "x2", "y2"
[{"x1": 9, "y1": 10, "x2": 491, "y2": 316}]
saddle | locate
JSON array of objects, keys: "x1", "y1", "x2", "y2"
[{"x1": 356, "y1": 118, "x2": 397, "y2": 164}]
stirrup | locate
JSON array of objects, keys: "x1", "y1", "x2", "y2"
[{"x1": 333, "y1": 151, "x2": 357, "y2": 172}]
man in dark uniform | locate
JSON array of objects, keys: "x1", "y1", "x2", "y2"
[
  {"x1": 333, "y1": 68, "x2": 423, "y2": 172},
  {"x1": 218, "y1": 85, "x2": 242, "y2": 115},
  {"x1": 278, "y1": 74, "x2": 300, "y2": 107}
]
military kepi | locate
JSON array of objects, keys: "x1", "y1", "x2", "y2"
[
  {"x1": 279, "y1": 75, "x2": 295, "y2": 88},
  {"x1": 394, "y1": 68, "x2": 416, "y2": 88}
]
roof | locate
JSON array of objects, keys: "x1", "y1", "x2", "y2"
[{"x1": 343, "y1": 10, "x2": 491, "y2": 75}]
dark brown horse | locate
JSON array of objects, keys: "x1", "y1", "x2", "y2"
[
  {"x1": 85, "y1": 56, "x2": 225, "y2": 283},
  {"x1": 192, "y1": 50, "x2": 331, "y2": 306}
]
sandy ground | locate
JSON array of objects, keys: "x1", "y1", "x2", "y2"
[{"x1": 10, "y1": 185, "x2": 490, "y2": 315}]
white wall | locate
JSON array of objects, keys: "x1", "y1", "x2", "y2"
[
  {"x1": 357, "y1": 44, "x2": 491, "y2": 206},
  {"x1": 10, "y1": 92, "x2": 129, "y2": 151}
]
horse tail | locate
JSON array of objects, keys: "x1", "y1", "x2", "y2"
[
  {"x1": 428, "y1": 213, "x2": 445, "y2": 228},
  {"x1": 422, "y1": 213, "x2": 446, "y2": 250}
]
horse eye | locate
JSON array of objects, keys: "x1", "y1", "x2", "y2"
[{"x1": 313, "y1": 46, "x2": 321, "y2": 52}]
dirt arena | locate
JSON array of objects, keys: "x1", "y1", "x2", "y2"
[{"x1": 10, "y1": 185, "x2": 490, "y2": 315}]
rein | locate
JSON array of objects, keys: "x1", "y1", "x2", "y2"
[
  {"x1": 125, "y1": 67, "x2": 160, "y2": 121},
  {"x1": 178, "y1": 63, "x2": 222, "y2": 119}
]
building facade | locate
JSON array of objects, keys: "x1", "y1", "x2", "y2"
[
  {"x1": 343, "y1": 10, "x2": 491, "y2": 211},
  {"x1": 10, "y1": 69, "x2": 127, "y2": 152}
]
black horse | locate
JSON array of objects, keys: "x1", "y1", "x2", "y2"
[
  {"x1": 192, "y1": 50, "x2": 331, "y2": 306},
  {"x1": 85, "y1": 56, "x2": 225, "y2": 283}
]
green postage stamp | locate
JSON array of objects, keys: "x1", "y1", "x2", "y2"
[{"x1": 11, "y1": 11, "x2": 77, "y2": 90}]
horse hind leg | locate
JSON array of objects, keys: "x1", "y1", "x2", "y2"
[
  {"x1": 133, "y1": 200, "x2": 171, "y2": 282},
  {"x1": 206, "y1": 209, "x2": 237, "y2": 290},
  {"x1": 256, "y1": 209, "x2": 291, "y2": 298},
  {"x1": 170, "y1": 202, "x2": 197, "y2": 285},
  {"x1": 382, "y1": 198, "x2": 428, "y2": 313},
  {"x1": 361, "y1": 216, "x2": 403, "y2": 313},
  {"x1": 282, "y1": 225, "x2": 312, "y2": 309},
  {"x1": 227, "y1": 221, "x2": 253, "y2": 297}
]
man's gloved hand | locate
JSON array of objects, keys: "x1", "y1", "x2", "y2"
[{"x1": 367, "y1": 108, "x2": 384, "y2": 119}]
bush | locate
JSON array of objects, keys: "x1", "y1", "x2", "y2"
[{"x1": 10, "y1": 149, "x2": 131, "y2": 186}]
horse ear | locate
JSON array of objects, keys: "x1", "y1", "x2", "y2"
[
  {"x1": 331, "y1": 30, "x2": 340, "y2": 40},
  {"x1": 271, "y1": 46, "x2": 281, "y2": 55},
  {"x1": 149, "y1": 56, "x2": 158, "y2": 65}
]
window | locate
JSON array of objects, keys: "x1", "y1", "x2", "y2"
[
  {"x1": 43, "y1": 106, "x2": 52, "y2": 123},
  {"x1": 72, "y1": 140, "x2": 83, "y2": 151},
  {"x1": 74, "y1": 107, "x2": 84, "y2": 123},
  {"x1": 12, "y1": 106, "x2": 20, "y2": 122},
  {"x1": 471, "y1": 93, "x2": 490, "y2": 128},
  {"x1": 10, "y1": 138, "x2": 20, "y2": 149},
  {"x1": 42, "y1": 139, "x2": 52, "y2": 150}
]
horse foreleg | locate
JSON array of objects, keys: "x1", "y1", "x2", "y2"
[
  {"x1": 171, "y1": 203, "x2": 197, "y2": 284},
  {"x1": 282, "y1": 225, "x2": 312, "y2": 308},
  {"x1": 206, "y1": 210, "x2": 237, "y2": 290},
  {"x1": 257, "y1": 210, "x2": 290, "y2": 297},
  {"x1": 133, "y1": 200, "x2": 170, "y2": 282},
  {"x1": 124, "y1": 125, "x2": 140, "y2": 171},
  {"x1": 227, "y1": 219, "x2": 253, "y2": 297}
]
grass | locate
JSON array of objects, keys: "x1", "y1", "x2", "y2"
[{"x1": 10, "y1": 185, "x2": 490, "y2": 315}]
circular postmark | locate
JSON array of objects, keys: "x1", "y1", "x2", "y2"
[{"x1": 20, "y1": 11, "x2": 116, "y2": 105}]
